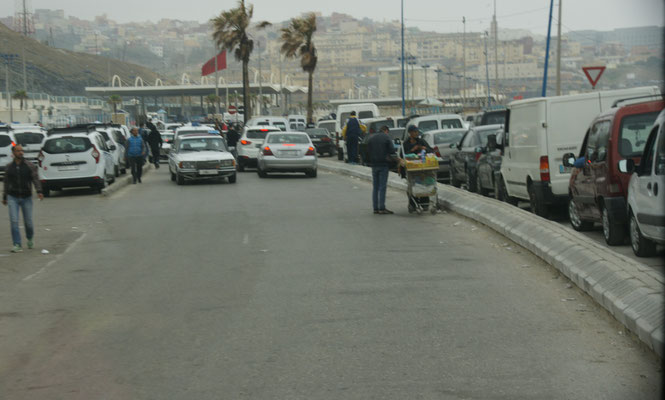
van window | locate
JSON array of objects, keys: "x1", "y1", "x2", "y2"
[
  {"x1": 318, "y1": 121, "x2": 335, "y2": 134},
  {"x1": 358, "y1": 111, "x2": 374, "y2": 119},
  {"x1": 440, "y1": 119, "x2": 463, "y2": 129},
  {"x1": 43, "y1": 137, "x2": 92, "y2": 154},
  {"x1": 618, "y1": 112, "x2": 659, "y2": 158},
  {"x1": 432, "y1": 131, "x2": 465, "y2": 144},
  {"x1": 13, "y1": 132, "x2": 45, "y2": 145},
  {"x1": 418, "y1": 120, "x2": 438, "y2": 132},
  {"x1": 593, "y1": 121, "x2": 611, "y2": 162},
  {"x1": 0, "y1": 134, "x2": 12, "y2": 147}
]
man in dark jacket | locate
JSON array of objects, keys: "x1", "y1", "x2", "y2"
[
  {"x1": 343, "y1": 111, "x2": 363, "y2": 164},
  {"x1": 2, "y1": 145, "x2": 43, "y2": 252},
  {"x1": 146, "y1": 119, "x2": 163, "y2": 168},
  {"x1": 368, "y1": 125, "x2": 400, "y2": 214}
]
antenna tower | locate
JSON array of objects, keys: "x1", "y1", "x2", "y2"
[{"x1": 14, "y1": 0, "x2": 35, "y2": 36}]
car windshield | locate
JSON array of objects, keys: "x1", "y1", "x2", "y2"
[
  {"x1": 179, "y1": 138, "x2": 227, "y2": 152},
  {"x1": 482, "y1": 111, "x2": 507, "y2": 125},
  {"x1": 418, "y1": 120, "x2": 438, "y2": 132},
  {"x1": 246, "y1": 129, "x2": 274, "y2": 139},
  {"x1": 618, "y1": 112, "x2": 660, "y2": 158},
  {"x1": 440, "y1": 119, "x2": 463, "y2": 129},
  {"x1": 267, "y1": 134, "x2": 310, "y2": 144},
  {"x1": 13, "y1": 132, "x2": 45, "y2": 145},
  {"x1": 43, "y1": 137, "x2": 92, "y2": 154},
  {"x1": 432, "y1": 131, "x2": 465, "y2": 144}
]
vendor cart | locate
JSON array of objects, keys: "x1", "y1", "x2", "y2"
[{"x1": 402, "y1": 155, "x2": 439, "y2": 214}]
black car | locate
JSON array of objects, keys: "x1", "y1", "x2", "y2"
[
  {"x1": 304, "y1": 128, "x2": 336, "y2": 156},
  {"x1": 475, "y1": 130, "x2": 504, "y2": 196},
  {"x1": 449, "y1": 124, "x2": 504, "y2": 192}
]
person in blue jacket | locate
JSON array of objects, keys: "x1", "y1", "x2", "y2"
[{"x1": 125, "y1": 127, "x2": 148, "y2": 184}]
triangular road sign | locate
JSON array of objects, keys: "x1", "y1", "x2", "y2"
[{"x1": 582, "y1": 66, "x2": 606, "y2": 89}]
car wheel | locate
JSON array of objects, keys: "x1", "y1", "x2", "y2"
[
  {"x1": 477, "y1": 173, "x2": 490, "y2": 196},
  {"x1": 306, "y1": 169, "x2": 317, "y2": 178},
  {"x1": 568, "y1": 197, "x2": 593, "y2": 231},
  {"x1": 629, "y1": 210, "x2": 657, "y2": 257},
  {"x1": 465, "y1": 168, "x2": 477, "y2": 193},
  {"x1": 95, "y1": 178, "x2": 106, "y2": 194},
  {"x1": 228, "y1": 173, "x2": 237, "y2": 183},
  {"x1": 238, "y1": 160, "x2": 245, "y2": 172},
  {"x1": 495, "y1": 176, "x2": 518, "y2": 206},
  {"x1": 114, "y1": 165, "x2": 119, "y2": 177},
  {"x1": 601, "y1": 203, "x2": 625, "y2": 246},
  {"x1": 176, "y1": 172, "x2": 184, "y2": 185},
  {"x1": 257, "y1": 166, "x2": 267, "y2": 178},
  {"x1": 170, "y1": 171, "x2": 176, "y2": 181},
  {"x1": 528, "y1": 183, "x2": 549, "y2": 218}
]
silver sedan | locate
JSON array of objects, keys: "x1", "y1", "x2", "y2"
[{"x1": 256, "y1": 132, "x2": 318, "y2": 178}]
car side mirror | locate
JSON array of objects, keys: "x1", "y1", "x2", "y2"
[
  {"x1": 617, "y1": 159, "x2": 635, "y2": 174},
  {"x1": 562, "y1": 153, "x2": 576, "y2": 168},
  {"x1": 487, "y1": 134, "x2": 497, "y2": 150}
]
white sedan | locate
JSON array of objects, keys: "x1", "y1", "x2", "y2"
[
  {"x1": 168, "y1": 134, "x2": 237, "y2": 185},
  {"x1": 256, "y1": 131, "x2": 317, "y2": 178}
]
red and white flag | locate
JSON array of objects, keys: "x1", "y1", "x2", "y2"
[{"x1": 201, "y1": 51, "x2": 227, "y2": 76}]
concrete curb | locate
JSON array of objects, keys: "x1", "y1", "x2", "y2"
[
  {"x1": 319, "y1": 159, "x2": 665, "y2": 358},
  {"x1": 101, "y1": 163, "x2": 153, "y2": 197}
]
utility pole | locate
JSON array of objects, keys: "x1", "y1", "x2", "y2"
[
  {"x1": 556, "y1": 0, "x2": 562, "y2": 95},
  {"x1": 484, "y1": 32, "x2": 491, "y2": 107},
  {"x1": 462, "y1": 17, "x2": 466, "y2": 112},
  {"x1": 257, "y1": 41, "x2": 263, "y2": 115},
  {"x1": 493, "y1": 0, "x2": 499, "y2": 103},
  {"x1": 542, "y1": 0, "x2": 554, "y2": 97},
  {"x1": 422, "y1": 64, "x2": 429, "y2": 98},
  {"x1": 400, "y1": 0, "x2": 405, "y2": 116}
]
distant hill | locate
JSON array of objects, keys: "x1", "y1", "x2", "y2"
[{"x1": 0, "y1": 22, "x2": 161, "y2": 96}]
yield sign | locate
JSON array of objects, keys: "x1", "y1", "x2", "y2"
[{"x1": 582, "y1": 66, "x2": 606, "y2": 89}]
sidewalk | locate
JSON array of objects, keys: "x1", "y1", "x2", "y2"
[{"x1": 319, "y1": 159, "x2": 665, "y2": 358}]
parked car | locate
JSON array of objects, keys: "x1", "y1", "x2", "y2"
[
  {"x1": 256, "y1": 131, "x2": 318, "y2": 178},
  {"x1": 474, "y1": 107, "x2": 507, "y2": 126},
  {"x1": 499, "y1": 86, "x2": 661, "y2": 217},
  {"x1": 236, "y1": 125, "x2": 281, "y2": 171},
  {"x1": 420, "y1": 128, "x2": 467, "y2": 182},
  {"x1": 316, "y1": 119, "x2": 336, "y2": 136},
  {"x1": 0, "y1": 129, "x2": 15, "y2": 179},
  {"x1": 94, "y1": 127, "x2": 126, "y2": 177},
  {"x1": 168, "y1": 133, "x2": 236, "y2": 185},
  {"x1": 617, "y1": 109, "x2": 665, "y2": 256},
  {"x1": 246, "y1": 116, "x2": 289, "y2": 131},
  {"x1": 305, "y1": 128, "x2": 336, "y2": 156},
  {"x1": 10, "y1": 128, "x2": 46, "y2": 163},
  {"x1": 363, "y1": 117, "x2": 396, "y2": 134},
  {"x1": 38, "y1": 128, "x2": 116, "y2": 195},
  {"x1": 450, "y1": 124, "x2": 504, "y2": 192},
  {"x1": 403, "y1": 114, "x2": 466, "y2": 138},
  {"x1": 475, "y1": 130, "x2": 505, "y2": 196},
  {"x1": 562, "y1": 98, "x2": 664, "y2": 245}
]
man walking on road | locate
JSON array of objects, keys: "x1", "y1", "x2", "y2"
[
  {"x1": 146, "y1": 119, "x2": 163, "y2": 169},
  {"x1": 126, "y1": 127, "x2": 148, "y2": 184},
  {"x1": 2, "y1": 144, "x2": 43, "y2": 252},
  {"x1": 342, "y1": 111, "x2": 365, "y2": 164},
  {"x1": 367, "y1": 125, "x2": 400, "y2": 214}
]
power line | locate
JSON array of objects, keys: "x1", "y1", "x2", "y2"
[{"x1": 405, "y1": 7, "x2": 549, "y2": 24}]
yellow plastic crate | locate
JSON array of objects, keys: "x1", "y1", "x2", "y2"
[{"x1": 404, "y1": 155, "x2": 439, "y2": 171}]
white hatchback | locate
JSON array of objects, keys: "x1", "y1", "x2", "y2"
[
  {"x1": 0, "y1": 130, "x2": 15, "y2": 179},
  {"x1": 38, "y1": 130, "x2": 116, "y2": 195},
  {"x1": 11, "y1": 129, "x2": 47, "y2": 163},
  {"x1": 236, "y1": 126, "x2": 281, "y2": 171}
]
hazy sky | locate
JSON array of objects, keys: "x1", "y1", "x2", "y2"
[{"x1": 24, "y1": 0, "x2": 665, "y2": 35}]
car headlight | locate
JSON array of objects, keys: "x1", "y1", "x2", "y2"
[
  {"x1": 179, "y1": 161, "x2": 195, "y2": 169},
  {"x1": 221, "y1": 160, "x2": 234, "y2": 167}
]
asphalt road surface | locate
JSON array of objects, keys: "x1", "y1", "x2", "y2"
[{"x1": 0, "y1": 167, "x2": 661, "y2": 399}]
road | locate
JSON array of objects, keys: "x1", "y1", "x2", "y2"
[{"x1": 0, "y1": 167, "x2": 661, "y2": 399}]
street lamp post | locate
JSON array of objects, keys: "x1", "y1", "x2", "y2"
[
  {"x1": 1, "y1": 53, "x2": 18, "y2": 122},
  {"x1": 400, "y1": 0, "x2": 405, "y2": 116},
  {"x1": 422, "y1": 64, "x2": 430, "y2": 98}
]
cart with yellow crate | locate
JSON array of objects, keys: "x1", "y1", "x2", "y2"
[{"x1": 402, "y1": 153, "x2": 440, "y2": 214}]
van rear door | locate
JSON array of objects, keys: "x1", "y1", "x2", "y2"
[{"x1": 503, "y1": 100, "x2": 544, "y2": 199}]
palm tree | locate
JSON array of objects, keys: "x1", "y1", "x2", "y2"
[
  {"x1": 205, "y1": 94, "x2": 221, "y2": 114},
  {"x1": 12, "y1": 90, "x2": 28, "y2": 110},
  {"x1": 107, "y1": 95, "x2": 122, "y2": 113},
  {"x1": 281, "y1": 13, "x2": 317, "y2": 124},
  {"x1": 211, "y1": 0, "x2": 270, "y2": 124}
]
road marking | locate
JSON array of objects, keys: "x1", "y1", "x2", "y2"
[
  {"x1": 242, "y1": 233, "x2": 249, "y2": 245},
  {"x1": 22, "y1": 232, "x2": 88, "y2": 281}
]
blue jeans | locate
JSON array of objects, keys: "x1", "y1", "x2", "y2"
[
  {"x1": 7, "y1": 195, "x2": 34, "y2": 247},
  {"x1": 372, "y1": 165, "x2": 389, "y2": 211}
]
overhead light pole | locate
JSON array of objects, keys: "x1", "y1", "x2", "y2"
[{"x1": 400, "y1": 0, "x2": 405, "y2": 116}]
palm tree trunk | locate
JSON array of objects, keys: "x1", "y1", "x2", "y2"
[
  {"x1": 307, "y1": 71, "x2": 313, "y2": 124},
  {"x1": 242, "y1": 60, "x2": 251, "y2": 124}
]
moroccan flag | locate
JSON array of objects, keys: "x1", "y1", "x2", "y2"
[{"x1": 201, "y1": 51, "x2": 227, "y2": 76}]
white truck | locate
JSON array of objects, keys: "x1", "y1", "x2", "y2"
[{"x1": 498, "y1": 86, "x2": 661, "y2": 217}]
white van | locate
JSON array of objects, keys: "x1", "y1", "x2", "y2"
[
  {"x1": 336, "y1": 103, "x2": 379, "y2": 160},
  {"x1": 288, "y1": 114, "x2": 307, "y2": 126},
  {"x1": 498, "y1": 86, "x2": 661, "y2": 217},
  {"x1": 403, "y1": 114, "x2": 466, "y2": 141}
]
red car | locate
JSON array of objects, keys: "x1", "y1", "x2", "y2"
[{"x1": 563, "y1": 98, "x2": 665, "y2": 245}]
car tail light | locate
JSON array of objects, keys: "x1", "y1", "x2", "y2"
[
  {"x1": 37, "y1": 150, "x2": 45, "y2": 167},
  {"x1": 305, "y1": 146, "x2": 315, "y2": 156},
  {"x1": 11, "y1": 141, "x2": 16, "y2": 147},
  {"x1": 91, "y1": 145, "x2": 100, "y2": 163},
  {"x1": 434, "y1": 146, "x2": 441, "y2": 157},
  {"x1": 240, "y1": 139, "x2": 252, "y2": 145},
  {"x1": 540, "y1": 156, "x2": 550, "y2": 182},
  {"x1": 260, "y1": 129, "x2": 269, "y2": 132},
  {"x1": 263, "y1": 146, "x2": 273, "y2": 156}
]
